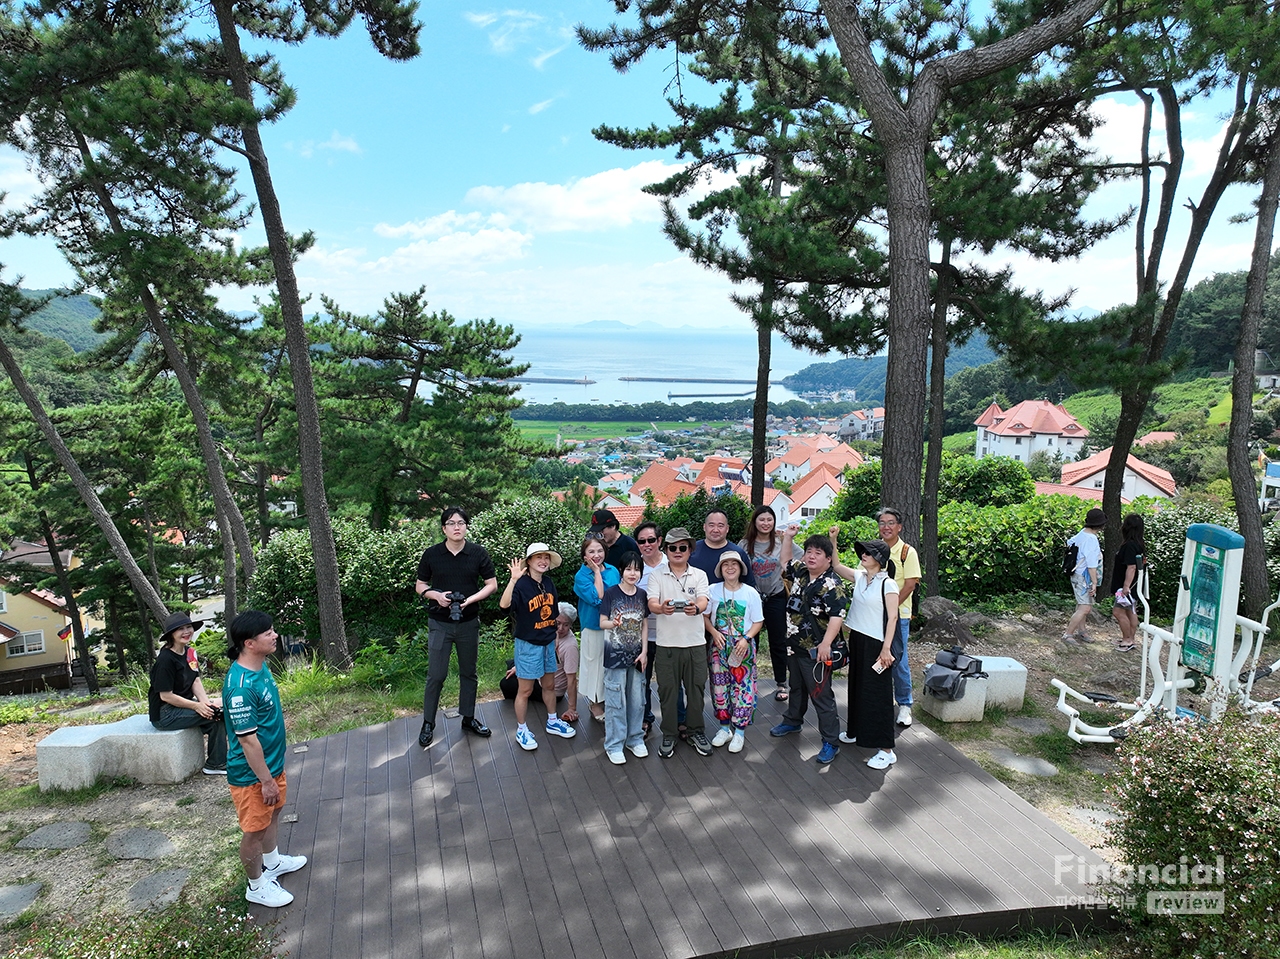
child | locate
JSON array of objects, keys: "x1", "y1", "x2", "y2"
[
  {"x1": 705, "y1": 552, "x2": 763, "y2": 754},
  {"x1": 600, "y1": 551, "x2": 649, "y2": 764},
  {"x1": 500, "y1": 542, "x2": 577, "y2": 751}
]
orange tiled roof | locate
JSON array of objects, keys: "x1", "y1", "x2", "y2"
[
  {"x1": 1060, "y1": 447, "x2": 1177, "y2": 497},
  {"x1": 1035, "y1": 482, "x2": 1131, "y2": 505},
  {"x1": 788, "y1": 462, "x2": 843, "y2": 509},
  {"x1": 981, "y1": 399, "x2": 1086, "y2": 438},
  {"x1": 612, "y1": 505, "x2": 647, "y2": 530},
  {"x1": 973, "y1": 401, "x2": 1003, "y2": 428},
  {"x1": 1136, "y1": 431, "x2": 1177, "y2": 447}
]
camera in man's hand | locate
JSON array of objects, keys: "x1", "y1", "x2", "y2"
[
  {"x1": 669, "y1": 598, "x2": 688, "y2": 611},
  {"x1": 446, "y1": 591, "x2": 468, "y2": 621}
]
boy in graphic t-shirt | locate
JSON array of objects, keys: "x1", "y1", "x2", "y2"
[
  {"x1": 600, "y1": 551, "x2": 649, "y2": 764},
  {"x1": 500, "y1": 542, "x2": 577, "y2": 751}
]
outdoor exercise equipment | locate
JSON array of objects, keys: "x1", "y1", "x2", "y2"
[{"x1": 1051, "y1": 523, "x2": 1280, "y2": 744}]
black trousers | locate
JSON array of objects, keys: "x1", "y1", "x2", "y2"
[
  {"x1": 422, "y1": 618, "x2": 480, "y2": 723},
  {"x1": 761, "y1": 592, "x2": 790, "y2": 686},
  {"x1": 780, "y1": 650, "x2": 840, "y2": 746}
]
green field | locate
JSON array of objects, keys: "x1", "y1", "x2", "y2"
[{"x1": 517, "y1": 420, "x2": 732, "y2": 442}]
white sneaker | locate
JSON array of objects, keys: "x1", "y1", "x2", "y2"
[
  {"x1": 711, "y1": 726, "x2": 733, "y2": 748},
  {"x1": 516, "y1": 727, "x2": 538, "y2": 751},
  {"x1": 838, "y1": 731, "x2": 857, "y2": 744},
  {"x1": 627, "y1": 741, "x2": 649, "y2": 758},
  {"x1": 728, "y1": 730, "x2": 745, "y2": 753},
  {"x1": 545, "y1": 717, "x2": 576, "y2": 739},
  {"x1": 264, "y1": 853, "x2": 307, "y2": 879},
  {"x1": 867, "y1": 750, "x2": 897, "y2": 770},
  {"x1": 245, "y1": 877, "x2": 293, "y2": 907},
  {"x1": 607, "y1": 751, "x2": 626, "y2": 765},
  {"x1": 896, "y1": 705, "x2": 913, "y2": 727}
]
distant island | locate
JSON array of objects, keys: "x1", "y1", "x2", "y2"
[{"x1": 780, "y1": 336, "x2": 997, "y2": 402}]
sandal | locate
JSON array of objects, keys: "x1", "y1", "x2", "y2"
[
  {"x1": 678, "y1": 724, "x2": 689, "y2": 741},
  {"x1": 642, "y1": 721, "x2": 652, "y2": 738},
  {"x1": 774, "y1": 690, "x2": 789, "y2": 702},
  {"x1": 1116, "y1": 642, "x2": 1136, "y2": 652}
]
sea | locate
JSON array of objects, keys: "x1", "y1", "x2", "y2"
[{"x1": 510, "y1": 321, "x2": 836, "y2": 407}]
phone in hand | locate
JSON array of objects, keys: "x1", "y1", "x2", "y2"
[{"x1": 871, "y1": 661, "x2": 886, "y2": 674}]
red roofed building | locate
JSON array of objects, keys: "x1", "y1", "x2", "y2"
[
  {"x1": 974, "y1": 400, "x2": 1087, "y2": 463},
  {"x1": 1061, "y1": 447, "x2": 1177, "y2": 500},
  {"x1": 765, "y1": 442, "x2": 864, "y2": 484},
  {"x1": 1034, "y1": 482, "x2": 1131, "y2": 505},
  {"x1": 788, "y1": 463, "x2": 844, "y2": 520}
]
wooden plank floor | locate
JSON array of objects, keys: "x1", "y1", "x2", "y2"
[{"x1": 259, "y1": 680, "x2": 1107, "y2": 959}]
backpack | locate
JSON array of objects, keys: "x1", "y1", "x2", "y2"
[
  {"x1": 922, "y1": 646, "x2": 987, "y2": 702},
  {"x1": 899, "y1": 542, "x2": 921, "y2": 617},
  {"x1": 1062, "y1": 537, "x2": 1079, "y2": 576}
]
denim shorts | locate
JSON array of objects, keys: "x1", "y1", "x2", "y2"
[{"x1": 514, "y1": 638, "x2": 558, "y2": 679}]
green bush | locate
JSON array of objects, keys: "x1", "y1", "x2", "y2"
[
  {"x1": 939, "y1": 453, "x2": 1035, "y2": 506},
  {"x1": 1142, "y1": 502, "x2": 1236, "y2": 618},
  {"x1": 1104, "y1": 711, "x2": 1280, "y2": 958},
  {"x1": 823, "y1": 460, "x2": 883, "y2": 521},
  {"x1": 642, "y1": 486, "x2": 754, "y2": 544},
  {"x1": 469, "y1": 495, "x2": 583, "y2": 601}
]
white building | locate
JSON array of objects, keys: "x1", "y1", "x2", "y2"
[{"x1": 974, "y1": 400, "x2": 1088, "y2": 463}]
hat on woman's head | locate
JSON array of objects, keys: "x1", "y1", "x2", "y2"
[
  {"x1": 159, "y1": 611, "x2": 204, "y2": 643},
  {"x1": 714, "y1": 550, "x2": 746, "y2": 580},
  {"x1": 525, "y1": 542, "x2": 563, "y2": 569},
  {"x1": 854, "y1": 540, "x2": 892, "y2": 567},
  {"x1": 1084, "y1": 508, "x2": 1107, "y2": 529}
]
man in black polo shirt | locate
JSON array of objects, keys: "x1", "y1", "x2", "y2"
[
  {"x1": 414, "y1": 506, "x2": 498, "y2": 748},
  {"x1": 590, "y1": 508, "x2": 639, "y2": 570}
]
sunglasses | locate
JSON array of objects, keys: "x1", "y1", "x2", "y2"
[
  {"x1": 666, "y1": 543, "x2": 690, "y2": 553},
  {"x1": 636, "y1": 536, "x2": 660, "y2": 545}
]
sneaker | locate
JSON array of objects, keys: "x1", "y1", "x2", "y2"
[
  {"x1": 545, "y1": 717, "x2": 576, "y2": 739},
  {"x1": 202, "y1": 764, "x2": 227, "y2": 775},
  {"x1": 728, "y1": 730, "x2": 745, "y2": 753},
  {"x1": 516, "y1": 727, "x2": 538, "y2": 751},
  {"x1": 769, "y1": 722, "x2": 802, "y2": 737},
  {"x1": 689, "y1": 732, "x2": 712, "y2": 756},
  {"x1": 838, "y1": 731, "x2": 857, "y2": 744},
  {"x1": 263, "y1": 853, "x2": 307, "y2": 879},
  {"x1": 711, "y1": 727, "x2": 733, "y2": 748},
  {"x1": 659, "y1": 736, "x2": 676, "y2": 758},
  {"x1": 896, "y1": 705, "x2": 913, "y2": 727},
  {"x1": 867, "y1": 750, "x2": 897, "y2": 770},
  {"x1": 627, "y1": 742, "x2": 649, "y2": 758},
  {"x1": 816, "y1": 742, "x2": 839, "y2": 765},
  {"x1": 245, "y1": 877, "x2": 293, "y2": 907},
  {"x1": 607, "y1": 751, "x2": 626, "y2": 765}
]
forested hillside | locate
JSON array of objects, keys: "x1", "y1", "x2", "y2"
[
  {"x1": 20, "y1": 289, "x2": 106, "y2": 353},
  {"x1": 781, "y1": 336, "x2": 997, "y2": 399}
]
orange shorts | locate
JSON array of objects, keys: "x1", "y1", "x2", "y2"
[{"x1": 229, "y1": 772, "x2": 288, "y2": 833}]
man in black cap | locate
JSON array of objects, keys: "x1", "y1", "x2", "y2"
[
  {"x1": 148, "y1": 611, "x2": 227, "y2": 775},
  {"x1": 414, "y1": 506, "x2": 499, "y2": 747},
  {"x1": 590, "y1": 509, "x2": 639, "y2": 570}
]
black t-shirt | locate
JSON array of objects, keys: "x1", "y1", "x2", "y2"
[
  {"x1": 510, "y1": 575, "x2": 558, "y2": 645},
  {"x1": 605, "y1": 533, "x2": 640, "y2": 570},
  {"x1": 416, "y1": 540, "x2": 497, "y2": 622},
  {"x1": 148, "y1": 646, "x2": 200, "y2": 723},
  {"x1": 602, "y1": 584, "x2": 648, "y2": 669},
  {"x1": 1110, "y1": 541, "x2": 1144, "y2": 594}
]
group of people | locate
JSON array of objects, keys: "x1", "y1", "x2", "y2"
[
  {"x1": 1065, "y1": 507, "x2": 1147, "y2": 651},
  {"x1": 414, "y1": 504, "x2": 923, "y2": 770}
]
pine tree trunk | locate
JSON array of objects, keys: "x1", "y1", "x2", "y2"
[
  {"x1": 37, "y1": 507, "x2": 99, "y2": 694},
  {"x1": 922, "y1": 241, "x2": 954, "y2": 599},
  {"x1": 1228, "y1": 128, "x2": 1280, "y2": 620},
  {"x1": 213, "y1": 0, "x2": 349, "y2": 665},
  {"x1": 107, "y1": 595, "x2": 129, "y2": 680},
  {"x1": 752, "y1": 287, "x2": 773, "y2": 508},
  {"x1": 71, "y1": 130, "x2": 259, "y2": 593},
  {"x1": 0, "y1": 332, "x2": 169, "y2": 621}
]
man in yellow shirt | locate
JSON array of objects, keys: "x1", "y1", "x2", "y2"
[{"x1": 877, "y1": 508, "x2": 920, "y2": 727}]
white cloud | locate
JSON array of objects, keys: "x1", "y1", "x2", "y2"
[
  {"x1": 375, "y1": 211, "x2": 486, "y2": 239},
  {"x1": 466, "y1": 161, "x2": 676, "y2": 232},
  {"x1": 0, "y1": 148, "x2": 42, "y2": 210},
  {"x1": 531, "y1": 45, "x2": 566, "y2": 70},
  {"x1": 291, "y1": 131, "x2": 362, "y2": 159},
  {"x1": 465, "y1": 9, "x2": 543, "y2": 54},
  {"x1": 528, "y1": 97, "x2": 556, "y2": 115}
]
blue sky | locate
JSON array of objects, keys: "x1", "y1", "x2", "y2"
[{"x1": 0, "y1": 4, "x2": 1271, "y2": 332}]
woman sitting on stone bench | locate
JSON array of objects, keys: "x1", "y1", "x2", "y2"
[{"x1": 148, "y1": 612, "x2": 228, "y2": 775}]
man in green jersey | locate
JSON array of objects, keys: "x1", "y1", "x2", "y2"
[{"x1": 223, "y1": 610, "x2": 307, "y2": 908}]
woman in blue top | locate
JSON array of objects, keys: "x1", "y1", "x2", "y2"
[{"x1": 575, "y1": 533, "x2": 621, "y2": 723}]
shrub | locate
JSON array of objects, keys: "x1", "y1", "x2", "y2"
[
  {"x1": 1142, "y1": 502, "x2": 1236, "y2": 618},
  {"x1": 1105, "y1": 711, "x2": 1280, "y2": 958},
  {"x1": 469, "y1": 495, "x2": 583, "y2": 601},
  {"x1": 824, "y1": 460, "x2": 882, "y2": 521},
  {"x1": 939, "y1": 453, "x2": 1035, "y2": 506},
  {"x1": 642, "y1": 486, "x2": 754, "y2": 543}
]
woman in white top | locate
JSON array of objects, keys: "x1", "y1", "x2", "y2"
[
  {"x1": 704, "y1": 552, "x2": 763, "y2": 754},
  {"x1": 830, "y1": 532, "x2": 900, "y2": 769}
]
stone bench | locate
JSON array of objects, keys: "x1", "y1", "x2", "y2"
[
  {"x1": 978, "y1": 655, "x2": 1028, "y2": 711},
  {"x1": 36, "y1": 714, "x2": 204, "y2": 792},
  {"x1": 921, "y1": 674, "x2": 987, "y2": 722}
]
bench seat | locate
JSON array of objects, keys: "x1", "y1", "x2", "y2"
[{"x1": 36, "y1": 714, "x2": 204, "y2": 792}]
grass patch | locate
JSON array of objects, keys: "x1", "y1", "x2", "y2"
[
  {"x1": 941, "y1": 430, "x2": 977, "y2": 452},
  {"x1": 1031, "y1": 731, "x2": 1081, "y2": 767},
  {"x1": 29, "y1": 776, "x2": 140, "y2": 805},
  {"x1": 516, "y1": 419, "x2": 730, "y2": 442},
  {"x1": 816, "y1": 928, "x2": 1120, "y2": 958},
  {"x1": 0, "y1": 784, "x2": 42, "y2": 814},
  {"x1": 5, "y1": 888, "x2": 276, "y2": 959}
]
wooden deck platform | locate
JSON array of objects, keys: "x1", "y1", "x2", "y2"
[{"x1": 262, "y1": 682, "x2": 1107, "y2": 959}]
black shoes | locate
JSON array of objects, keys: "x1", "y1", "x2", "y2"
[
  {"x1": 418, "y1": 721, "x2": 434, "y2": 748},
  {"x1": 461, "y1": 716, "x2": 491, "y2": 737}
]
